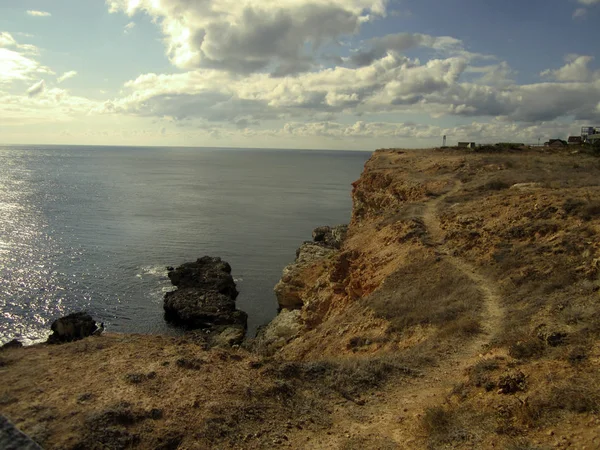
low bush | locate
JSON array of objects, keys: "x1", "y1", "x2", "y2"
[{"x1": 508, "y1": 337, "x2": 546, "y2": 360}]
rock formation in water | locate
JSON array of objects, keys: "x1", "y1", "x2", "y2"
[
  {"x1": 164, "y1": 256, "x2": 247, "y2": 346},
  {"x1": 46, "y1": 312, "x2": 98, "y2": 344}
]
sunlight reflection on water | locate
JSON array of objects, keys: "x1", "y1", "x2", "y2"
[{"x1": 0, "y1": 145, "x2": 370, "y2": 345}]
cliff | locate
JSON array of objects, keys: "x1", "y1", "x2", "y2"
[{"x1": 2, "y1": 147, "x2": 600, "y2": 449}]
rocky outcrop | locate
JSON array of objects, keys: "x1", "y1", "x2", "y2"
[
  {"x1": 164, "y1": 257, "x2": 247, "y2": 344},
  {"x1": 311, "y1": 225, "x2": 348, "y2": 249},
  {"x1": 46, "y1": 312, "x2": 98, "y2": 344},
  {"x1": 274, "y1": 225, "x2": 348, "y2": 310},
  {"x1": 254, "y1": 309, "x2": 303, "y2": 354}
]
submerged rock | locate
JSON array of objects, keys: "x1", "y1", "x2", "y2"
[
  {"x1": 46, "y1": 312, "x2": 97, "y2": 344},
  {"x1": 164, "y1": 257, "x2": 247, "y2": 340}
]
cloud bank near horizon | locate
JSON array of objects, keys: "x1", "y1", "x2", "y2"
[{"x1": 1, "y1": 1, "x2": 599, "y2": 148}]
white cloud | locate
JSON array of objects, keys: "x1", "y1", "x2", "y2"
[
  {"x1": 0, "y1": 31, "x2": 17, "y2": 47},
  {"x1": 57, "y1": 71, "x2": 78, "y2": 83},
  {"x1": 26, "y1": 10, "x2": 52, "y2": 17},
  {"x1": 107, "y1": 0, "x2": 386, "y2": 75},
  {"x1": 572, "y1": 0, "x2": 600, "y2": 18},
  {"x1": 0, "y1": 87, "x2": 100, "y2": 126},
  {"x1": 124, "y1": 22, "x2": 135, "y2": 34},
  {"x1": 0, "y1": 33, "x2": 50, "y2": 84},
  {"x1": 0, "y1": 47, "x2": 53, "y2": 84},
  {"x1": 92, "y1": 43, "x2": 600, "y2": 128},
  {"x1": 540, "y1": 54, "x2": 596, "y2": 82},
  {"x1": 26, "y1": 79, "x2": 46, "y2": 97}
]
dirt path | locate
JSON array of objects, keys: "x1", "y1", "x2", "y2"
[
  {"x1": 423, "y1": 180, "x2": 504, "y2": 342},
  {"x1": 295, "y1": 180, "x2": 505, "y2": 449}
]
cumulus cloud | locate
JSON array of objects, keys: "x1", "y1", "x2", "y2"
[
  {"x1": 106, "y1": 0, "x2": 386, "y2": 75},
  {"x1": 26, "y1": 10, "x2": 51, "y2": 17},
  {"x1": 0, "y1": 33, "x2": 52, "y2": 84},
  {"x1": 345, "y1": 33, "x2": 468, "y2": 67},
  {"x1": 540, "y1": 54, "x2": 596, "y2": 81},
  {"x1": 572, "y1": 7, "x2": 587, "y2": 18},
  {"x1": 26, "y1": 79, "x2": 46, "y2": 97},
  {"x1": 1, "y1": 87, "x2": 100, "y2": 126},
  {"x1": 0, "y1": 31, "x2": 17, "y2": 47},
  {"x1": 94, "y1": 42, "x2": 600, "y2": 127},
  {"x1": 57, "y1": 71, "x2": 78, "y2": 83}
]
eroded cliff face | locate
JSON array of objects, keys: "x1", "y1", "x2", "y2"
[{"x1": 267, "y1": 150, "x2": 469, "y2": 359}]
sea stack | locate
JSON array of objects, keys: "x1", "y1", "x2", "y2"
[{"x1": 163, "y1": 256, "x2": 247, "y2": 346}]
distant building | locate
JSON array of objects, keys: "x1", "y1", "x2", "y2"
[
  {"x1": 568, "y1": 136, "x2": 583, "y2": 145},
  {"x1": 588, "y1": 134, "x2": 600, "y2": 144},
  {"x1": 546, "y1": 139, "x2": 568, "y2": 147},
  {"x1": 581, "y1": 126, "x2": 598, "y2": 139},
  {"x1": 457, "y1": 142, "x2": 476, "y2": 148}
]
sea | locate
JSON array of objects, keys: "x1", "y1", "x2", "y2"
[{"x1": 0, "y1": 145, "x2": 371, "y2": 345}]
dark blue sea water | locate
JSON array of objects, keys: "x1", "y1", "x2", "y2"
[{"x1": 0, "y1": 145, "x2": 370, "y2": 345}]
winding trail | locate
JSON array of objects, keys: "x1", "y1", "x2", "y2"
[
  {"x1": 296, "y1": 179, "x2": 506, "y2": 448},
  {"x1": 423, "y1": 180, "x2": 505, "y2": 344}
]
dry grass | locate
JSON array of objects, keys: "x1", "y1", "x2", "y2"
[
  {"x1": 368, "y1": 253, "x2": 483, "y2": 336},
  {"x1": 422, "y1": 405, "x2": 490, "y2": 448},
  {"x1": 269, "y1": 354, "x2": 420, "y2": 400}
]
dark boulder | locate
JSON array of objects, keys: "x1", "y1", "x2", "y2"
[
  {"x1": 1, "y1": 339, "x2": 23, "y2": 350},
  {"x1": 167, "y1": 256, "x2": 238, "y2": 299},
  {"x1": 164, "y1": 290, "x2": 246, "y2": 328},
  {"x1": 46, "y1": 312, "x2": 97, "y2": 344},
  {"x1": 163, "y1": 257, "x2": 247, "y2": 339}
]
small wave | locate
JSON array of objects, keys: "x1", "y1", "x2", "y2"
[
  {"x1": 136, "y1": 265, "x2": 169, "y2": 279},
  {"x1": 234, "y1": 277, "x2": 244, "y2": 282},
  {"x1": 1, "y1": 330, "x2": 51, "y2": 347}
]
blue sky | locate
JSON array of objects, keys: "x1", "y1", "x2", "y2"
[{"x1": 1, "y1": 0, "x2": 599, "y2": 149}]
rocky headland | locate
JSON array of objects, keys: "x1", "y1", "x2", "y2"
[{"x1": 1, "y1": 146, "x2": 600, "y2": 449}]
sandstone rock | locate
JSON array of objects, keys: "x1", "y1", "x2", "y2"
[
  {"x1": 312, "y1": 225, "x2": 348, "y2": 249},
  {"x1": 211, "y1": 325, "x2": 246, "y2": 348},
  {"x1": 163, "y1": 257, "x2": 247, "y2": 340},
  {"x1": 47, "y1": 312, "x2": 97, "y2": 344},
  {"x1": 258, "y1": 309, "x2": 303, "y2": 350},
  {"x1": 274, "y1": 225, "x2": 347, "y2": 310}
]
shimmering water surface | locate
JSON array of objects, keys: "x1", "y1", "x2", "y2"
[{"x1": 0, "y1": 145, "x2": 370, "y2": 344}]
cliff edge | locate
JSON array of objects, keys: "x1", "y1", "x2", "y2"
[{"x1": 1, "y1": 147, "x2": 600, "y2": 449}]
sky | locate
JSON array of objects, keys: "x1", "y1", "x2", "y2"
[{"x1": 0, "y1": 0, "x2": 600, "y2": 150}]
